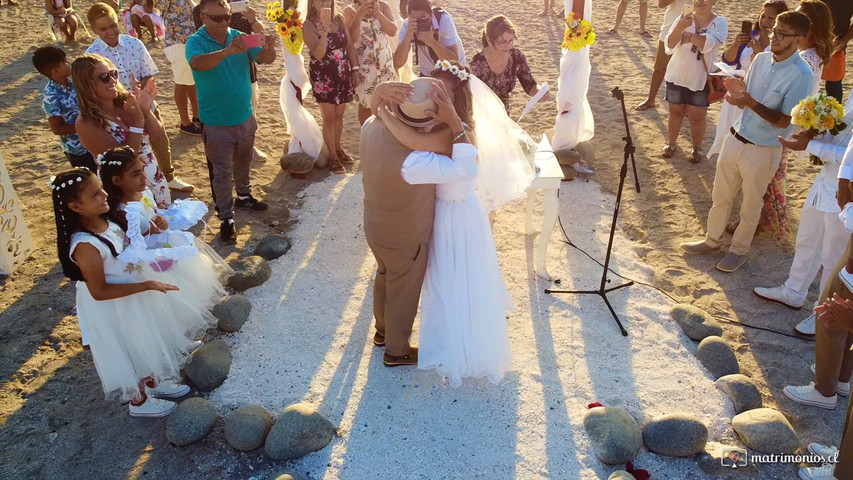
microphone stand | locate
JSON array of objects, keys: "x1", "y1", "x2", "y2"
[{"x1": 545, "y1": 87, "x2": 640, "y2": 337}]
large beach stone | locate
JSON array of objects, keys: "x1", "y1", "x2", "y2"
[
  {"x1": 271, "y1": 473, "x2": 307, "y2": 480},
  {"x1": 213, "y1": 295, "x2": 252, "y2": 333},
  {"x1": 280, "y1": 152, "x2": 315, "y2": 175},
  {"x1": 264, "y1": 403, "x2": 336, "y2": 461},
  {"x1": 670, "y1": 303, "x2": 723, "y2": 341},
  {"x1": 695, "y1": 336, "x2": 740, "y2": 379},
  {"x1": 184, "y1": 340, "x2": 231, "y2": 392},
  {"x1": 166, "y1": 397, "x2": 218, "y2": 446},
  {"x1": 582, "y1": 407, "x2": 643, "y2": 464},
  {"x1": 255, "y1": 235, "x2": 291, "y2": 261},
  {"x1": 716, "y1": 374, "x2": 762, "y2": 414},
  {"x1": 608, "y1": 472, "x2": 636, "y2": 480},
  {"x1": 225, "y1": 405, "x2": 274, "y2": 451},
  {"x1": 732, "y1": 408, "x2": 799, "y2": 454},
  {"x1": 642, "y1": 413, "x2": 708, "y2": 457},
  {"x1": 227, "y1": 256, "x2": 272, "y2": 291}
]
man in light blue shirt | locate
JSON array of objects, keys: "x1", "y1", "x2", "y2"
[{"x1": 681, "y1": 11, "x2": 814, "y2": 273}]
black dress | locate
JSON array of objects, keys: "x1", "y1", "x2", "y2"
[{"x1": 308, "y1": 18, "x2": 354, "y2": 105}]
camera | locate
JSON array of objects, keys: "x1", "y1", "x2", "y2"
[{"x1": 416, "y1": 17, "x2": 432, "y2": 33}]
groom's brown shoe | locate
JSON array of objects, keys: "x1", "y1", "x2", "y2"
[
  {"x1": 373, "y1": 331, "x2": 385, "y2": 347},
  {"x1": 383, "y1": 348, "x2": 418, "y2": 367}
]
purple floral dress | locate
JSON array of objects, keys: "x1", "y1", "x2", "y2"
[
  {"x1": 105, "y1": 120, "x2": 171, "y2": 208},
  {"x1": 309, "y1": 18, "x2": 354, "y2": 105}
]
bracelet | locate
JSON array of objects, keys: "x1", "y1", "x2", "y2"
[
  {"x1": 129, "y1": 126, "x2": 145, "y2": 134},
  {"x1": 351, "y1": 66, "x2": 361, "y2": 71},
  {"x1": 452, "y1": 130, "x2": 467, "y2": 143}
]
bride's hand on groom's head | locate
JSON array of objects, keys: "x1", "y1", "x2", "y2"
[{"x1": 374, "y1": 81, "x2": 414, "y2": 105}]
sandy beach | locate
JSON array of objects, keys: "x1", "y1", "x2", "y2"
[{"x1": 1, "y1": 0, "x2": 852, "y2": 478}]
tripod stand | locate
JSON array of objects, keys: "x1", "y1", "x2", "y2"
[{"x1": 545, "y1": 87, "x2": 640, "y2": 337}]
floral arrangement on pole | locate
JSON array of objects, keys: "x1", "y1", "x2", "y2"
[
  {"x1": 267, "y1": 0, "x2": 304, "y2": 55},
  {"x1": 561, "y1": 12, "x2": 595, "y2": 51},
  {"x1": 790, "y1": 92, "x2": 847, "y2": 165}
]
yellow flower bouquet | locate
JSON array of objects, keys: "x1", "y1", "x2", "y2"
[
  {"x1": 790, "y1": 92, "x2": 846, "y2": 165},
  {"x1": 267, "y1": 0, "x2": 304, "y2": 55},
  {"x1": 561, "y1": 12, "x2": 595, "y2": 51}
]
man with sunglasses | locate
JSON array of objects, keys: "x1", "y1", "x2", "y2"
[
  {"x1": 185, "y1": 0, "x2": 276, "y2": 244},
  {"x1": 681, "y1": 11, "x2": 814, "y2": 273}
]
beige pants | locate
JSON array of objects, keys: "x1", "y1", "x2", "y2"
[{"x1": 705, "y1": 133, "x2": 782, "y2": 255}]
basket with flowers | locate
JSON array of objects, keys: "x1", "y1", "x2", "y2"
[
  {"x1": 561, "y1": 12, "x2": 595, "y2": 51},
  {"x1": 266, "y1": 0, "x2": 304, "y2": 55},
  {"x1": 790, "y1": 92, "x2": 847, "y2": 165}
]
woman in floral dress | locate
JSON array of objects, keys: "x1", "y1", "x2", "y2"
[
  {"x1": 344, "y1": 0, "x2": 398, "y2": 125},
  {"x1": 305, "y1": 0, "x2": 360, "y2": 174}
]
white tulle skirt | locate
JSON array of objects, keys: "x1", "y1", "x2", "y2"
[{"x1": 417, "y1": 190, "x2": 513, "y2": 388}]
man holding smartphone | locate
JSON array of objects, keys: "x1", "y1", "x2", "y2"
[
  {"x1": 186, "y1": 0, "x2": 276, "y2": 244},
  {"x1": 392, "y1": 0, "x2": 464, "y2": 77}
]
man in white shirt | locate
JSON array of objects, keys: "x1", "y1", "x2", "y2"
[
  {"x1": 86, "y1": 2, "x2": 194, "y2": 193},
  {"x1": 635, "y1": 0, "x2": 686, "y2": 111},
  {"x1": 392, "y1": 0, "x2": 464, "y2": 77}
]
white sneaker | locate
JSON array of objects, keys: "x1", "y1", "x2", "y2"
[
  {"x1": 807, "y1": 442, "x2": 839, "y2": 460},
  {"x1": 839, "y1": 267, "x2": 853, "y2": 293},
  {"x1": 128, "y1": 396, "x2": 176, "y2": 417},
  {"x1": 253, "y1": 146, "x2": 268, "y2": 164},
  {"x1": 796, "y1": 313, "x2": 816, "y2": 336},
  {"x1": 799, "y1": 463, "x2": 836, "y2": 480},
  {"x1": 784, "y1": 382, "x2": 838, "y2": 409},
  {"x1": 168, "y1": 177, "x2": 195, "y2": 193},
  {"x1": 147, "y1": 381, "x2": 191, "y2": 399},
  {"x1": 753, "y1": 285, "x2": 805, "y2": 309},
  {"x1": 810, "y1": 364, "x2": 850, "y2": 396}
]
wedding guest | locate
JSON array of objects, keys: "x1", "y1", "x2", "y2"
[
  {"x1": 680, "y1": 11, "x2": 814, "y2": 273},
  {"x1": 709, "y1": 0, "x2": 785, "y2": 157},
  {"x1": 634, "y1": 0, "x2": 686, "y2": 112},
  {"x1": 86, "y1": 3, "x2": 195, "y2": 193},
  {"x1": 752, "y1": 89, "x2": 853, "y2": 337},
  {"x1": 186, "y1": 0, "x2": 276, "y2": 244},
  {"x1": 660, "y1": 0, "x2": 727, "y2": 163},
  {"x1": 823, "y1": 0, "x2": 853, "y2": 102},
  {"x1": 469, "y1": 15, "x2": 552, "y2": 114},
  {"x1": 304, "y1": 0, "x2": 359, "y2": 174},
  {"x1": 46, "y1": 0, "x2": 79, "y2": 44},
  {"x1": 72, "y1": 54, "x2": 172, "y2": 208},
  {"x1": 130, "y1": 0, "x2": 164, "y2": 41},
  {"x1": 608, "y1": 0, "x2": 650, "y2": 37},
  {"x1": 538, "y1": 0, "x2": 555, "y2": 17},
  {"x1": 162, "y1": 0, "x2": 203, "y2": 136},
  {"x1": 344, "y1": 0, "x2": 398, "y2": 125},
  {"x1": 34, "y1": 46, "x2": 96, "y2": 172},
  {"x1": 393, "y1": 0, "x2": 465, "y2": 77},
  {"x1": 192, "y1": 0, "x2": 269, "y2": 163}
]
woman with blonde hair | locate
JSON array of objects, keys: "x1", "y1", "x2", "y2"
[{"x1": 73, "y1": 54, "x2": 171, "y2": 208}]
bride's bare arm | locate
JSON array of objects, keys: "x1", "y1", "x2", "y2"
[{"x1": 377, "y1": 104, "x2": 453, "y2": 154}]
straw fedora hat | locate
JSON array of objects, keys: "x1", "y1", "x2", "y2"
[{"x1": 392, "y1": 77, "x2": 441, "y2": 128}]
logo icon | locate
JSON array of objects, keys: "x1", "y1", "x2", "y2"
[{"x1": 721, "y1": 448, "x2": 748, "y2": 468}]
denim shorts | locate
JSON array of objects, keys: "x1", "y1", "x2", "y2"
[{"x1": 665, "y1": 81, "x2": 710, "y2": 107}]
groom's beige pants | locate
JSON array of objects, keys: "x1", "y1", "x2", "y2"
[{"x1": 367, "y1": 240, "x2": 429, "y2": 357}]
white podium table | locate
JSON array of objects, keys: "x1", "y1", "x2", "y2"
[{"x1": 525, "y1": 138, "x2": 564, "y2": 280}]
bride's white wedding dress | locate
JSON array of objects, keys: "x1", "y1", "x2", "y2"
[{"x1": 401, "y1": 145, "x2": 513, "y2": 388}]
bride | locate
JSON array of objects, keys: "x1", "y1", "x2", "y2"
[{"x1": 374, "y1": 61, "x2": 513, "y2": 387}]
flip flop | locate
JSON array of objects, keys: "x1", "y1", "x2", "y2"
[
  {"x1": 639, "y1": 30, "x2": 652, "y2": 37},
  {"x1": 607, "y1": 28, "x2": 619, "y2": 34},
  {"x1": 634, "y1": 102, "x2": 656, "y2": 111}
]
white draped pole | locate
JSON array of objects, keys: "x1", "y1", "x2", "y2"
[{"x1": 551, "y1": 0, "x2": 594, "y2": 153}]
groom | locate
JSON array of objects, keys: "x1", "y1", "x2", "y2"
[{"x1": 361, "y1": 79, "x2": 467, "y2": 367}]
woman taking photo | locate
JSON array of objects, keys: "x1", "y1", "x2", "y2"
[
  {"x1": 344, "y1": 0, "x2": 398, "y2": 125},
  {"x1": 73, "y1": 54, "x2": 171, "y2": 208},
  {"x1": 469, "y1": 15, "x2": 551, "y2": 114},
  {"x1": 662, "y1": 0, "x2": 727, "y2": 164},
  {"x1": 304, "y1": 0, "x2": 360, "y2": 174}
]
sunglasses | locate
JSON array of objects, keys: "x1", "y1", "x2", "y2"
[
  {"x1": 93, "y1": 69, "x2": 119, "y2": 84},
  {"x1": 204, "y1": 12, "x2": 232, "y2": 23}
]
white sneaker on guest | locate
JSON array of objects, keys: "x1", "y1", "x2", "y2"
[
  {"x1": 840, "y1": 267, "x2": 853, "y2": 293},
  {"x1": 128, "y1": 396, "x2": 176, "y2": 417},
  {"x1": 808, "y1": 442, "x2": 839, "y2": 459},
  {"x1": 168, "y1": 177, "x2": 195, "y2": 193},
  {"x1": 798, "y1": 463, "x2": 836, "y2": 480},
  {"x1": 753, "y1": 285, "x2": 805, "y2": 309},
  {"x1": 796, "y1": 313, "x2": 816, "y2": 336},
  {"x1": 253, "y1": 146, "x2": 268, "y2": 164},
  {"x1": 147, "y1": 381, "x2": 191, "y2": 399},
  {"x1": 810, "y1": 364, "x2": 850, "y2": 396},
  {"x1": 784, "y1": 382, "x2": 838, "y2": 409}
]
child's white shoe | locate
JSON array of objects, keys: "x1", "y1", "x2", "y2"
[
  {"x1": 128, "y1": 396, "x2": 176, "y2": 418},
  {"x1": 147, "y1": 381, "x2": 191, "y2": 400}
]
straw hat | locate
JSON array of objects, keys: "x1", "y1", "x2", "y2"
[{"x1": 392, "y1": 77, "x2": 441, "y2": 128}]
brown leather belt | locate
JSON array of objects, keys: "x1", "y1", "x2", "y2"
[{"x1": 730, "y1": 127, "x2": 754, "y2": 145}]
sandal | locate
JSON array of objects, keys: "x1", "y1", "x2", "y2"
[
  {"x1": 337, "y1": 150, "x2": 354, "y2": 165},
  {"x1": 690, "y1": 147, "x2": 706, "y2": 164},
  {"x1": 661, "y1": 143, "x2": 676, "y2": 158},
  {"x1": 639, "y1": 30, "x2": 652, "y2": 38},
  {"x1": 329, "y1": 157, "x2": 347, "y2": 174},
  {"x1": 634, "y1": 101, "x2": 656, "y2": 112}
]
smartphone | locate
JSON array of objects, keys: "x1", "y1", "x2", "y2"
[
  {"x1": 320, "y1": 7, "x2": 332, "y2": 26},
  {"x1": 230, "y1": 0, "x2": 248, "y2": 12},
  {"x1": 741, "y1": 20, "x2": 752, "y2": 34},
  {"x1": 242, "y1": 33, "x2": 265, "y2": 48},
  {"x1": 682, "y1": 3, "x2": 694, "y2": 16}
]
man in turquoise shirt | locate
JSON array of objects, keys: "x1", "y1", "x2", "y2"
[
  {"x1": 186, "y1": 0, "x2": 276, "y2": 244},
  {"x1": 681, "y1": 11, "x2": 814, "y2": 273}
]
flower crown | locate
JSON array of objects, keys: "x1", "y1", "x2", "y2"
[
  {"x1": 50, "y1": 168, "x2": 89, "y2": 191},
  {"x1": 434, "y1": 60, "x2": 470, "y2": 82}
]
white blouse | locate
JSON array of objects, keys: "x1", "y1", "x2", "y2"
[
  {"x1": 799, "y1": 48, "x2": 824, "y2": 96},
  {"x1": 664, "y1": 15, "x2": 729, "y2": 92}
]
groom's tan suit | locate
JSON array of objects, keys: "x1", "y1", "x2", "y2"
[{"x1": 361, "y1": 117, "x2": 435, "y2": 357}]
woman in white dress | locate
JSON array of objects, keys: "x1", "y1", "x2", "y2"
[{"x1": 375, "y1": 61, "x2": 512, "y2": 387}]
